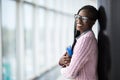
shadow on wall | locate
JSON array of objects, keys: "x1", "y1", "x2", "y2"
[{"x1": 97, "y1": 6, "x2": 111, "y2": 80}]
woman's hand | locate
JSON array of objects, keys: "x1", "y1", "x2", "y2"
[{"x1": 59, "y1": 52, "x2": 71, "y2": 67}]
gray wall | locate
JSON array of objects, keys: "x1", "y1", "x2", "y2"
[{"x1": 97, "y1": 0, "x2": 120, "y2": 80}]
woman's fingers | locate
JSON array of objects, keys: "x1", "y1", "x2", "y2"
[
  {"x1": 63, "y1": 52, "x2": 67, "y2": 56},
  {"x1": 59, "y1": 52, "x2": 71, "y2": 67},
  {"x1": 66, "y1": 63, "x2": 70, "y2": 66},
  {"x1": 65, "y1": 57, "x2": 71, "y2": 61},
  {"x1": 64, "y1": 56, "x2": 71, "y2": 61},
  {"x1": 59, "y1": 56, "x2": 66, "y2": 66},
  {"x1": 64, "y1": 61, "x2": 68, "y2": 64}
]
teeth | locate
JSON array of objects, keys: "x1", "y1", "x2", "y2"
[{"x1": 77, "y1": 24, "x2": 82, "y2": 26}]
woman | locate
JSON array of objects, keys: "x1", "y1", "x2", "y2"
[{"x1": 59, "y1": 5, "x2": 98, "y2": 80}]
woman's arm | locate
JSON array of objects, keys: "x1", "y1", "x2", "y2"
[{"x1": 61, "y1": 36, "x2": 93, "y2": 79}]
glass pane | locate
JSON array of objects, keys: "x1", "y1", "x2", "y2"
[
  {"x1": 46, "y1": 0, "x2": 54, "y2": 9},
  {"x1": 2, "y1": 0, "x2": 17, "y2": 80},
  {"x1": 24, "y1": 0, "x2": 33, "y2": 3},
  {"x1": 67, "y1": 16, "x2": 74, "y2": 44},
  {"x1": 23, "y1": 4, "x2": 34, "y2": 79},
  {"x1": 54, "y1": 14, "x2": 62, "y2": 58},
  {"x1": 52, "y1": 13, "x2": 62, "y2": 63},
  {"x1": 45, "y1": 11, "x2": 55, "y2": 67},
  {"x1": 38, "y1": 9, "x2": 45, "y2": 68},
  {"x1": 37, "y1": 0, "x2": 45, "y2": 6},
  {"x1": 54, "y1": 0, "x2": 62, "y2": 11}
]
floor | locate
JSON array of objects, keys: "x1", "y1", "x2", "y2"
[{"x1": 34, "y1": 66, "x2": 65, "y2": 80}]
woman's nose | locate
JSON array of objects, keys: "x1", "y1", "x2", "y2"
[{"x1": 76, "y1": 18, "x2": 82, "y2": 24}]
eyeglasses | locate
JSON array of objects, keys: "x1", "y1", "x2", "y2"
[{"x1": 74, "y1": 14, "x2": 89, "y2": 23}]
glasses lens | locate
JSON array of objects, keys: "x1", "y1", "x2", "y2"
[
  {"x1": 74, "y1": 14, "x2": 88, "y2": 22},
  {"x1": 82, "y1": 16, "x2": 88, "y2": 20}
]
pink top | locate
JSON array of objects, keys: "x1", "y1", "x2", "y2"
[{"x1": 61, "y1": 30, "x2": 98, "y2": 80}]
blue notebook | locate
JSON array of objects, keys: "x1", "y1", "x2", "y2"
[{"x1": 66, "y1": 46, "x2": 73, "y2": 57}]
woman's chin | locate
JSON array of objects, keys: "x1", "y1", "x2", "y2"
[
  {"x1": 77, "y1": 29, "x2": 80, "y2": 31},
  {"x1": 76, "y1": 28, "x2": 81, "y2": 32}
]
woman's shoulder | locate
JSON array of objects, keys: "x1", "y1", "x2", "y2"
[
  {"x1": 83, "y1": 30, "x2": 95, "y2": 38},
  {"x1": 76, "y1": 30, "x2": 95, "y2": 41}
]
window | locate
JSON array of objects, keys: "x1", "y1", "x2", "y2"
[
  {"x1": 37, "y1": 8, "x2": 46, "y2": 72},
  {"x1": 45, "y1": 11, "x2": 55, "y2": 67},
  {"x1": 23, "y1": 4, "x2": 34, "y2": 79},
  {"x1": 2, "y1": 0, "x2": 17, "y2": 80},
  {"x1": 54, "y1": 14, "x2": 63, "y2": 60}
]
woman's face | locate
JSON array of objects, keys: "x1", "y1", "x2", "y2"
[{"x1": 75, "y1": 9, "x2": 94, "y2": 33}]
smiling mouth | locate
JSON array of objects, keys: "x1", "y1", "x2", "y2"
[{"x1": 77, "y1": 24, "x2": 82, "y2": 27}]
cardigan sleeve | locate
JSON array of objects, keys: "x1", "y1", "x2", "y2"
[{"x1": 61, "y1": 35, "x2": 93, "y2": 79}]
